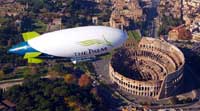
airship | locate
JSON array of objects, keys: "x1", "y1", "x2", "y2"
[{"x1": 8, "y1": 26, "x2": 127, "y2": 64}]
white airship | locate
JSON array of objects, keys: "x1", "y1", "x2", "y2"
[{"x1": 8, "y1": 26, "x2": 127, "y2": 64}]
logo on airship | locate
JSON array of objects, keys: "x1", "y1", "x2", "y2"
[{"x1": 78, "y1": 36, "x2": 113, "y2": 47}]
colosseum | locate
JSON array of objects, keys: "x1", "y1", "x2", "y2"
[{"x1": 109, "y1": 37, "x2": 185, "y2": 99}]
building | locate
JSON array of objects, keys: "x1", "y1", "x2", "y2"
[
  {"x1": 158, "y1": 0, "x2": 182, "y2": 19},
  {"x1": 182, "y1": 0, "x2": 200, "y2": 26},
  {"x1": 109, "y1": 37, "x2": 185, "y2": 99},
  {"x1": 110, "y1": 16, "x2": 130, "y2": 30},
  {"x1": 0, "y1": 0, "x2": 15, "y2": 4},
  {"x1": 92, "y1": 16, "x2": 99, "y2": 25},
  {"x1": 109, "y1": 0, "x2": 143, "y2": 29},
  {"x1": 168, "y1": 25, "x2": 192, "y2": 41},
  {"x1": 0, "y1": 99, "x2": 16, "y2": 111},
  {"x1": 193, "y1": 33, "x2": 200, "y2": 41},
  {"x1": 190, "y1": 21, "x2": 200, "y2": 41},
  {"x1": 0, "y1": 2, "x2": 25, "y2": 17},
  {"x1": 47, "y1": 18, "x2": 62, "y2": 32}
]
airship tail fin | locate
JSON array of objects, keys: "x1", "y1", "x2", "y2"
[
  {"x1": 28, "y1": 58, "x2": 43, "y2": 64},
  {"x1": 24, "y1": 52, "x2": 42, "y2": 59},
  {"x1": 23, "y1": 52, "x2": 43, "y2": 64},
  {"x1": 22, "y1": 32, "x2": 40, "y2": 41}
]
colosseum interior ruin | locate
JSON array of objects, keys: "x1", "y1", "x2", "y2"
[{"x1": 109, "y1": 37, "x2": 185, "y2": 99}]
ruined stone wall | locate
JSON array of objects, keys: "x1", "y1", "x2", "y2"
[{"x1": 109, "y1": 37, "x2": 185, "y2": 99}]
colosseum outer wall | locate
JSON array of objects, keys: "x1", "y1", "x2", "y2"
[
  {"x1": 158, "y1": 65, "x2": 184, "y2": 99},
  {"x1": 109, "y1": 37, "x2": 185, "y2": 100},
  {"x1": 109, "y1": 65, "x2": 163, "y2": 98}
]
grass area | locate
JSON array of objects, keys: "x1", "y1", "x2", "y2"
[
  {"x1": 0, "y1": 17, "x2": 9, "y2": 24},
  {"x1": 127, "y1": 30, "x2": 141, "y2": 42}
]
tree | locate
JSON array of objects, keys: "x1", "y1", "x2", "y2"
[
  {"x1": 31, "y1": 0, "x2": 45, "y2": 13},
  {"x1": 3, "y1": 74, "x2": 109, "y2": 111},
  {"x1": 90, "y1": 88, "x2": 98, "y2": 97},
  {"x1": 21, "y1": 15, "x2": 35, "y2": 32},
  {"x1": 78, "y1": 74, "x2": 91, "y2": 88},
  {"x1": 47, "y1": 71, "x2": 59, "y2": 80},
  {"x1": 0, "y1": 89, "x2": 3, "y2": 101},
  {"x1": 2, "y1": 65, "x2": 14, "y2": 74},
  {"x1": 52, "y1": 63, "x2": 65, "y2": 74},
  {"x1": 158, "y1": 15, "x2": 184, "y2": 35},
  {"x1": 5, "y1": 78, "x2": 68, "y2": 111},
  {"x1": 0, "y1": 71, "x2": 4, "y2": 80},
  {"x1": 34, "y1": 20, "x2": 47, "y2": 33},
  {"x1": 64, "y1": 74, "x2": 77, "y2": 84}
]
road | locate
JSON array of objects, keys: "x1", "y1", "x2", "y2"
[
  {"x1": 0, "y1": 75, "x2": 56, "y2": 92},
  {"x1": 0, "y1": 78, "x2": 23, "y2": 91},
  {"x1": 92, "y1": 59, "x2": 143, "y2": 108}
]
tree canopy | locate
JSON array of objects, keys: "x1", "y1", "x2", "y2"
[{"x1": 4, "y1": 77, "x2": 106, "y2": 111}]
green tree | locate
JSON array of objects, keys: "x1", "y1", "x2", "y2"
[
  {"x1": 0, "y1": 89, "x2": 3, "y2": 101},
  {"x1": 34, "y1": 20, "x2": 47, "y2": 33},
  {"x1": 2, "y1": 65, "x2": 14, "y2": 74},
  {"x1": 158, "y1": 16, "x2": 184, "y2": 35},
  {"x1": 52, "y1": 63, "x2": 65, "y2": 74},
  {"x1": 4, "y1": 77, "x2": 105, "y2": 111},
  {"x1": 0, "y1": 71, "x2": 4, "y2": 80},
  {"x1": 64, "y1": 74, "x2": 77, "y2": 84},
  {"x1": 21, "y1": 15, "x2": 35, "y2": 32}
]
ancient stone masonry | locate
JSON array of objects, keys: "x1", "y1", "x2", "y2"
[
  {"x1": 109, "y1": 37, "x2": 185, "y2": 99},
  {"x1": 109, "y1": 0, "x2": 143, "y2": 29}
]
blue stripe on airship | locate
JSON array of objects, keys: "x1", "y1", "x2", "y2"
[{"x1": 8, "y1": 42, "x2": 38, "y2": 55}]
